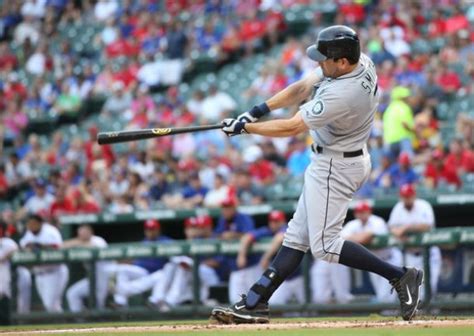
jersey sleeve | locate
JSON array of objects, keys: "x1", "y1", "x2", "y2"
[
  {"x1": 19, "y1": 232, "x2": 33, "y2": 248},
  {"x1": 369, "y1": 216, "x2": 389, "y2": 235},
  {"x1": 249, "y1": 227, "x2": 272, "y2": 241},
  {"x1": 341, "y1": 220, "x2": 358, "y2": 238},
  {"x1": 419, "y1": 201, "x2": 435, "y2": 227},
  {"x1": 300, "y1": 89, "x2": 351, "y2": 129},
  {"x1": 238, "y1": 214, "x2": 255, "y2": 233},
  {"x1": 387, "y1": 203, "x2": 402, "y2": 227},
  {"x1": 0, "y1": 238, "x2": 18, "y2": 259}
]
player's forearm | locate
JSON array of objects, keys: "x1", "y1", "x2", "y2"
[
  {"x1": 404, "y1": 224, "x2": 432, "y2": 233},
  {"x1": 245, "y1": 113, "x2": 308, "y2": 137},
  {"x1": 346, "y1": 232, "x2": 374, "y2": 245},
  {"x1": 263, "y1": 233, "x2": 284, "y2": 260},
  {"x1": 238, "y1": 234, "x2": 254, "y2": 257}
]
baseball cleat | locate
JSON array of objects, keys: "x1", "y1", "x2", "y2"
[
  {"x1": 390, "y1": 267, "x2": 424, "y2": 321},
  {"x1": 210, "y1": 294, "x2": 270, "y2": 324}
]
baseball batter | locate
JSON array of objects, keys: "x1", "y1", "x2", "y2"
[{"x1": 212, "y1": 25, "x2": 423, "y2": 324}]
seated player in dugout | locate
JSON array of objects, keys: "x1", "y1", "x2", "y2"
[
  {"x1": 146, "y1": 215, "x2": 220, "y2": 311},
  {"x1": 211, "y1": 25, "x2": 423, "y2": 324},
  {"x1": 213, "y1": 196, "x2": 256, "y2": 303},
  {"x1": 112, "y1": 219, "x2": 172, "y2": 307},
  {"x1": 237, "y1": 210, "x2": 304, "y2": 306}
]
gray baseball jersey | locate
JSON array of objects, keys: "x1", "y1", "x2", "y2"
[{"x1": 300, "y1": 53, "x2": 379, "y2": 152}]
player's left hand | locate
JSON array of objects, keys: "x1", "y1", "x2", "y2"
[{"x1": 221, "y1": 118, "x2": 247, "y2": 136}]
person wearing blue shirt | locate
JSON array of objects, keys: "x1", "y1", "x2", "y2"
[
  {"x1": 181, "y1": 173, "x2": 209, "y2": 208},
  {"x1": 214, "y1": 197, "x2": 254, "y2": 294},
  {"x1": 388, "y1": 152, "x2": 418, "y2": 188},
  {"x1": 235, "y1": 210, "x2": 304, "y2": 306},
  {"x1": 112, "y1": 219, "x2": 172, "y2": 307}
]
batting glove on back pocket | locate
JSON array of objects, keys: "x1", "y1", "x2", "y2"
[{"x1": 221, "y1": 118, "x2": 247, "y2": 136}]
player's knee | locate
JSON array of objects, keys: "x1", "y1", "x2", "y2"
[{"x1": 312, "y1": 246, "x2": 340, "y2": 263}]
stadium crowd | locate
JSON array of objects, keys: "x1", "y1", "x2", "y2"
[{"x1": 0, "y1": 0, "x2": 474, "y2": 316}]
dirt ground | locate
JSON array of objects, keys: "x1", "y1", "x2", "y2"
[{"x1": 3, "y1": 318, "x2": 474, "y2": 335}]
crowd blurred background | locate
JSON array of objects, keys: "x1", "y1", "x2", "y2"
[{"x1": 1, "y1": 0, "x2": 474, "y2": 235}]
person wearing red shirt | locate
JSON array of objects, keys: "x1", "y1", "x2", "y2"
[
  {"x1": 436, "y1": 66, "x2": 461, "y2": 94},
  {"x1": 84, "y1": 126, "x2": 115, "y2": 166},
  {"x1": 0, "y1": 42, "x2": 18, "y2": 71},
  {"x1": 248, "y1": 157, "x2": 275, "y2": 186},
  {"x1": 71, "y1": 189, "x2": 101, "y2": 214},
  {"x1": 424, "y1": 149, "x2": 461, "y2": 189},
  {"x1": 445, "y1": 138, "x2": 474, "y2": 174},
  {"x1": 0, "y1": 165, "x2": 8, "y2": 199},
  {"x1": 2, "y1": 73, "x2": 28, "y2": 101},
  {"x1": 50, "y1": 185, "x2": 75, "y2": 221}
]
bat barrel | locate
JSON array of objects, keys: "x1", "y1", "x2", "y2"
[{"x1": 97, "y1": 124, "x2": 223, "y2": 145}]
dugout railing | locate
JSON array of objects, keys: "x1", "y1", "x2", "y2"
[{"x1": 8, "y1": 226, "x2": 474, "y2": 324}]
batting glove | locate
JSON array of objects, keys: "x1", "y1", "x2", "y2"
[
  {"x1": 221, "y1": 118, "x2": 248, "y2": 136},
  {"x1": 236, "y1": 103, "x2": 270, "y2": 123}
]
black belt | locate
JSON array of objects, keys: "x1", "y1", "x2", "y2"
[{"x1": 311, "y1": 145, "x2": 363, "y2": 158}]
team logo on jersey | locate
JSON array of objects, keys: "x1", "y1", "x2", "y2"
[{"x1": 311, "y1": 100, "x2": 324, "y2": 115}]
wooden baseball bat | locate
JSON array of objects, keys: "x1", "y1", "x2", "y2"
[{"x1": 97, "y1": 124, "x2": 223, "y2": 145}]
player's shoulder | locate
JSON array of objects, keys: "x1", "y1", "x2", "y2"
[
  {"x1": 390, "y1": 201, "x2": 405, "y2": 213},
  {"x1": 369, "y1": 214, "x2": 386, "y2": 225},
  {"x1": 91, "y1": 235, "x2": 108, "y2": 248},
  {"x1": 42, "y1": 223, "x2": 60, "y2": 234},
  {"x1": 414, "y1": 198, "x2": 433, "y2": 210},
  {"x1": 0, "y1": 237, "x2": 18, "y2": 249}
]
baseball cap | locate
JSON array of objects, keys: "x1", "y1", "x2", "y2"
[
  {"x1": 35, "y1": 178, "x2": 47, "y2": 188},
  {"x1": 144, "y1": 219, "x2": 160, "y2": 230},
  {"x1": 221, "y1": 196, "x2": 238, "y2": 208},
  {"x1": 268, "y1": 210, "x2": 285, "y2": 222},
  {"x1": 399, "y1": 184, "x2": 416, "y2": 198},
  {"x1": 354, "y1": 201, "x2": 372, "y2": 213},
  {"x1": 391, "y1": 86, "x2": 411, "y2": 100},
  {"x1": 398, "y1": 152, "x2": 411, "y2": 165},
  {"x1": 185, "y1": 215, "x2": 212, "y2": 229}
]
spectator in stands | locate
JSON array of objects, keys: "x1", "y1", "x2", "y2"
[
  {"x1": 383, "y1": 86, "x2": 415, "y2": 159},
  {"x1": 388, "y1": 184, "x2": 442, "y2": 299},
  {"x1": 19, "y1": 214, "x2": 69, "y2": 312},
  {"x1": 49, "y1": 183, "x2": 74, "y2": 222},
  {"x1": 179, "y1": 173, "x2": 209, "y2": 209},
  {"x1": 149, "y1": 168, "x2": 171, "y2": 203},
  {"x1": 0, "y1": 164, "x2": 8, "y2": 199},
  {"x1": 445, "y1": 138, "x2": 474, "y2": 174},
  {"x1": 147, "y1": 215, "x2": 220, "y2": 311},
  {"x1": 53, "y1": 81, "x2": 81, "y2": 118},
  {"x1": 234, "y1": 169, "x2": 264, "y2": 206},
  {"x1": 424, "y1": 149, "x2": 461, "y2": 189},
  {"x1": 388, "y1": 152, "x2": 418, "y2": 188},
  {"x1": 94, "y1": 0, "x2": 118, "y2": 22},
  {"x1": 64, "y1": 224, "x2": 115, "y2": 312},
  {"x1": 71, "y1": 188, "x2": 101, "y2": 214},
  {"x1": 16, "y1": 179, "x2": 55, "y2": 221},
  {"x1": 204, "y1": 174, "x2": 231, "y2": 208},
  {"x1": 112, "y1": 219, "x2": 172, "y2": 307},
  {"x1": 245, "y1": 145, "x2": 276, "y2": 186},
  {"x1": 4, "y1": 152, "x2": 32, "y2": 188},
  {"x1": 101, "y1": 81, "x2": 132, "y2": 117},
  {"x1": 286, "y1": 138, "x2": 311, "y2": 177},
  {"x1": 3, "y1": 98, "x2": 28, "y2": 142},
  {"x1": 201, "y1": 84, "x2": 237, "y2": 123}
]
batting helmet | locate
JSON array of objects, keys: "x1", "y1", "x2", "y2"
[{"x1": 306, "y1": 25, "x2": 360, "y2": 64}]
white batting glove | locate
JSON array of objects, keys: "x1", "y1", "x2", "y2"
[
  {"x1": 237, "y1": 111, "x2": 259, "y2": 123},
  {"x1": 221, "y1": 118, "x2": 248, "y2": 136}
]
